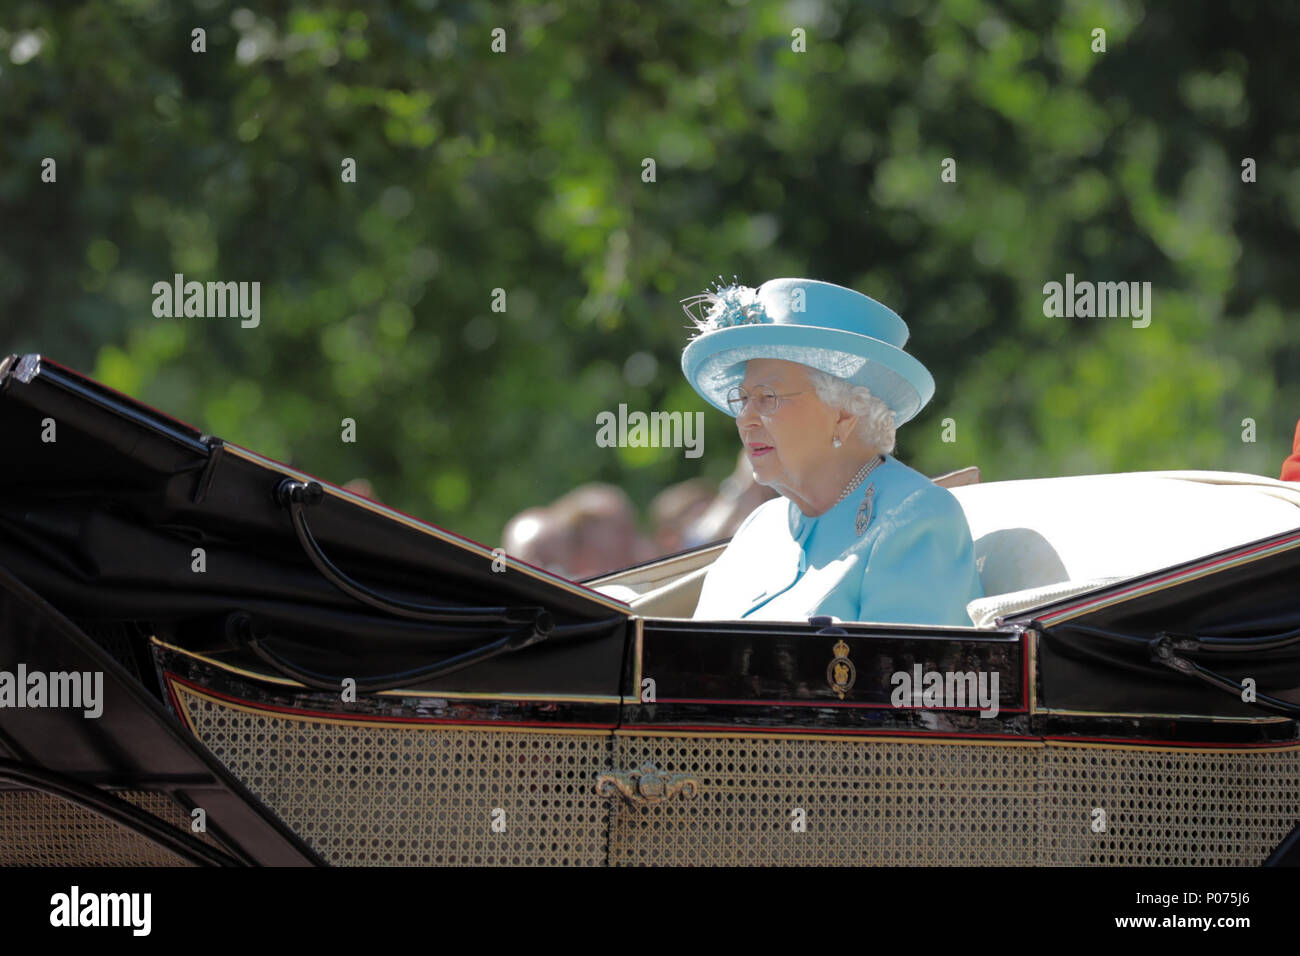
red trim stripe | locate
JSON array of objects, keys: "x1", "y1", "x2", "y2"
[{"x1": 652, "y1": 698, "x2": 1028, "y2": 712}]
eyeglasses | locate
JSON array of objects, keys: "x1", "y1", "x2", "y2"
[{"x1": 726, "y1": 385, "x2": 803, "y2": 417}]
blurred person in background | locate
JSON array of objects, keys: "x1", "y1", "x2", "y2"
[
  {"x1": 502, "y1": 506, "x2": 569, "y2": 574},
  {"x1": 341, "y1": 478, "x2": 376, "y2": 498},
  {"x1": 682, "y1": 448, "x2": 779, "y2": 549},
  {"x1": 648, "y1": 478, "x2": 716, "y2": 557},
  {"x1": 549, "y1": 483, "x2": 652, "y2": 579},
  {"x1": 501, "y1": 484, "x2": 651, "y2": 580}
]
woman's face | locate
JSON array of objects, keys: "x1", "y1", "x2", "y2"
[{"x1": 735, "y1": 359, "x2": 844, "y2": 500}]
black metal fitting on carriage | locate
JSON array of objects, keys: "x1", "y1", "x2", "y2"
[
  {"x1": 274, "y1": 477, "x2": 325, "y2": 508},
  {"x1": 809, "y1": 615, "x2": 848, "y2": 636}
]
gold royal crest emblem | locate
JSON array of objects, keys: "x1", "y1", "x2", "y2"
[{"x1": 826, "y1": 639, "x2": 856, "y2": 699}]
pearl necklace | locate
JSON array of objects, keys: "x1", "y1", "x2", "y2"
[{"x1": 832, "y1": 454, "x2": 885, "y2": 508}]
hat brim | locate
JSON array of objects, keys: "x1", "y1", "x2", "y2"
[{"x1": 681, "y1": 324, "x2": 935, "y2": 426}]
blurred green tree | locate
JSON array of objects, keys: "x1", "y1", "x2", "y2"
[{"x1": 1, "y1": 0, "x2": 1297, "y2": 545}]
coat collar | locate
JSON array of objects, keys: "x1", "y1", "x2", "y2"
[
  {"x1": 787, "y1": 453, "x2": 895, "y2": 544},
  {"x1": 732, "y1": 456, "x2": 897, "y2": 618}
]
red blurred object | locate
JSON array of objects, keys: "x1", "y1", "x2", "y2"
[{"x1": 1282, "y1": 419, "x2": 1300, "y2": 482}]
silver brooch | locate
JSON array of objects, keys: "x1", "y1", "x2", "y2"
[{"x1": 855, "y1": 484, "x2": 875, "y2": 536}]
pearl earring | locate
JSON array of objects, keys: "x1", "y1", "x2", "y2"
[{"x1": 832, "y1": 436, "x2": 843, "y2": 448}]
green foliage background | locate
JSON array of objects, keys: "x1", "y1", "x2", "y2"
[{"x1": 2, "y1": 0, "x2": 1298, "y2": 544}]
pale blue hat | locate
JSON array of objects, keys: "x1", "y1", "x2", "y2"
[{"x1": 679, "y1": 277, "x2": 936, "y2": 426}]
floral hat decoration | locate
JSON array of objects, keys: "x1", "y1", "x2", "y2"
[{"x1": 679, "y1": 276, "x2": 936, "y2": 426}]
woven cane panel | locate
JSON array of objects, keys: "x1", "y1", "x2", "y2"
[
  {"x1": 0, "y1": 790, "x2": 194, "y2": 867},
  {"x1": 609, "y1": 735, "x2": 1300, "y2": 866},
  {"x1": 1039, "y1": 744, "x2": 1300, "y2": 866},
  {"x1": 608, "y1": 735, "x2": 1038, "y2": 866},
  {"x1": 175, "y1": 684, "x2": 611, "y2": 866}
]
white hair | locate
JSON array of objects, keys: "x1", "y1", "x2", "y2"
[{"x1": 803, "y1": 366, "x2": 897, "y2": 454}]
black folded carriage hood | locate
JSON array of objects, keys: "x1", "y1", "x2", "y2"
[
  {"x1": 0, "y1": 352, "x2": 630, "y2": 865},
  {"x1": 0, "y1": 352, "x2": 629, "y2": 689}
]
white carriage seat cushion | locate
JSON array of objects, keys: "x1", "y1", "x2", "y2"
[{"x1": 949, "y1": 471, "x2": 1300, "y2": 600}]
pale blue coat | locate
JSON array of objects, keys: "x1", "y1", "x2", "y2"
[{"x1": 692, "y1": 455, "x2": 983, "y2": 626}]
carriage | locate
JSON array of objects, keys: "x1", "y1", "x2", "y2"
[{"x1": 2, "y1": 351, "x2": 1298, "y2": 866}]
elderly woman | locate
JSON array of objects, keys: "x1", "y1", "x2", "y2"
[{"x1": 680, "y1": 277, "x2": 983, "y2": 626}]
